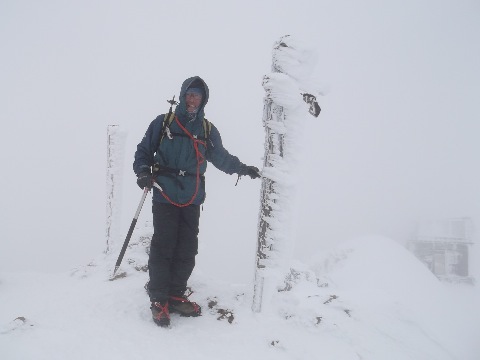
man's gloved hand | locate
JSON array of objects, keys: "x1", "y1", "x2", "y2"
[
  {"x1": 240, "y1": 165, "x2": 261, "y2": 179},
  {"x1": 136, "y1": 172, "x2": 153, "y2": 189}
]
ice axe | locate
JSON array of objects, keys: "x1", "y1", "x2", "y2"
[
  {"x1": 112, "y1": 182, "x2": 165, "y2": 277},
  {"x1": 112, "y1": 186, "x2": 150, "y2": 277}
]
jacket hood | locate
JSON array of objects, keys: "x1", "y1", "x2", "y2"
[{"x1": 175, "y1": 76, "x2": 209, "y2": 121}]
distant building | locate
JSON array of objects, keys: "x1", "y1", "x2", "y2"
[{"x1": 408, "y1": 218, "x2": 475, "y2": 284}]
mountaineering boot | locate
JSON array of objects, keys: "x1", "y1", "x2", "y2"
[
  {"x1": 169, "y1": 295, "x2": 202, "y2": 317},
  {"x1": 151, "y1": 301, "x2": 170, "y2": 327}
]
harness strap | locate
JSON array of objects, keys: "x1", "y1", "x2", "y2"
[
  {"x1": 154, "y1": 164, "x2": 204, "y2": 178},
  {"x1": 168, "y1": 132, "x2": 208, "y2": 141},
  {"x1": 154, "y1": 164, "x2": 204, "y2": 191},
  {"x1": 159, "y1": 113, "x2": 211, "y2": 146}
]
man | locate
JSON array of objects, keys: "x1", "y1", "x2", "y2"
[{"x1": 133, "y1": 76, "x2": 260, "y2": 327}]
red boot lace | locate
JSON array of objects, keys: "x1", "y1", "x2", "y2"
[
  {"x1": 169, "y1": 296, "x2": 201, "y2": 314},
  {"x1": 153, "y1": 302, "x2": 170, "y2": 320}
]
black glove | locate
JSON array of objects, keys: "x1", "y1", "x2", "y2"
[
  {"x1": 136, "y1": 172, "x2": 153, "y2": 189},
  {"x1": 240, "y1": 165, "x2": 261, "y2": 179}
]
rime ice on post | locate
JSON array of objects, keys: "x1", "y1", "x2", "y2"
[
  {"x1": 253, "y1": 36, "x2": 321, "y2": 313},
  {"x1": 106, "y1": 125, "x2": 126, "y2": 254}
]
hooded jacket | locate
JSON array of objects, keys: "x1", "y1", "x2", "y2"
[{"x1": 133, "y1": 76, "x2": 247, "y2": 206}]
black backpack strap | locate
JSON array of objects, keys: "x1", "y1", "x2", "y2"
[
  {"x1": 157, "y1": 114, "x2": 213, "y2": 150},
  {"x1": 203, "y1": 118, "x2": 211, "y2": 140},
  {"x1": 157, "y1": 112, "x2": 176, "y2": 150}
]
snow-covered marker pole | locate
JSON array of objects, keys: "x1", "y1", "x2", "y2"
[
  {"x1": 106, "y1": 125, "x2": 126, "y2": 254},
  {"x1": 252, "y1": 36, "x2": 321, "y2": 313}
]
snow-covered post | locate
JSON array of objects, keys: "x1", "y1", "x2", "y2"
[
  {"x1": 106, "y1": 125, "x2": 126, "y2": 254},
  {"x1": 253, "y1": 36, "x2": 321, "y2": 313}
]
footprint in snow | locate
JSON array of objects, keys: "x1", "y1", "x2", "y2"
[{"x1": 0, "y1": 316, "x2": 35, "y2": 334}]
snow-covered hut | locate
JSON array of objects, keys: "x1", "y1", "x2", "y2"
[{"x1": 408, "y1": 218, "x2": 474, "y2": 283}]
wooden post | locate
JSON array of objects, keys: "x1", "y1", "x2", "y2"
[
  {"x1": 252, "y1": 36, "x2": 321, "y2": 312},
  {"x1": 106, "y1": 125, "x2": 123, "y2": 254},
  {"x1": 252, "y1": 48, "x2": 287, "y2": 313}
]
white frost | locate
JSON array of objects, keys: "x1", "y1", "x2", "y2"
[{"x1": 254, "y1": 36, "x2": 321, "y2": 313}]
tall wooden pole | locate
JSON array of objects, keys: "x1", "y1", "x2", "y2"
[
  {"x1": 106, "y1": 125, "x2": 122, "y2": 254},
  {"x1": 252, "y1": 43, "x2": 287, "y2": 313},
  {"x1": 252, "y1": 36, "x2": 321, "y2": 313}
]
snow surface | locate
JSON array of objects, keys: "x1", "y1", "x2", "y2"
[{"x1": 1, "y1": 236, "x2": 478, "y2": 360}]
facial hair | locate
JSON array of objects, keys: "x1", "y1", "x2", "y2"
[{"x1": 187, "y1": 107, "x2": 198, "y2": 121}]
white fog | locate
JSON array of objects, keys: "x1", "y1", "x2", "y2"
[{"x1": 0, "y1": 1, "x2": 479, "y2": 359}]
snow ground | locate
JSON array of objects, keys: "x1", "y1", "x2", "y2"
[{"x1": 1, "y1": 236, "x2": 478, "y2": 360}]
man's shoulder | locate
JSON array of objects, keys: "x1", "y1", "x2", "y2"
[
  {"x1": 154, "y1": 114, "x2": 167, "y2": 122},
  {"x1": 149, "y1": 114, "x2": 167, "y2": 128},
  {"x1": 206, "y1": 119, "x2": 219, "y2": 135}
]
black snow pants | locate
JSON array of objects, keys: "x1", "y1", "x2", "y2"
[{"x1": 147, "y1": 201, "x2": 200, "y2": 303}]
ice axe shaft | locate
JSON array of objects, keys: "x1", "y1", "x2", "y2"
[{"x1": 112, "y1": 186, "x2": 150, "y2": 276}]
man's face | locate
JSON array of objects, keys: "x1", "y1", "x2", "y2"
[{"x1": 186, "y1": 92, "x2": 202, "y2": 113}]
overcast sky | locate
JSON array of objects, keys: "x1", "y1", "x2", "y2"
[{"x1": 1, "y1": 0, "x2": 479, "y2": 281}]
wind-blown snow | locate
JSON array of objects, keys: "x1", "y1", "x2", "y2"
[{"x1": 1, "y1": 236, "x2": 477, "y2": 359}]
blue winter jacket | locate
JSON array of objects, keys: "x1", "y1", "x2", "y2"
[{"x1": 133, "y1": 76, "x2": 247, "y2": 205}]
